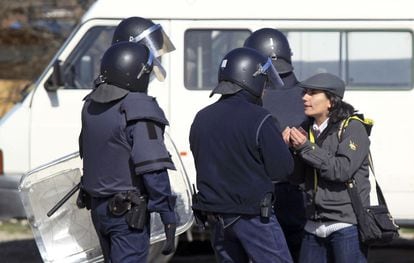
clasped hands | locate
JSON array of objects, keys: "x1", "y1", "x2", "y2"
[{"x1": 282, "y1": 126, "x2": 308, "y2": 150}]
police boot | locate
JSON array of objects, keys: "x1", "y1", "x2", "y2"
[{"x1": 161, "y1": 224, "x2": 176, "y2": 255}]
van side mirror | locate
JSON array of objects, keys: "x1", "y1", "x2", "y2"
[{"x1": 45, "y1": 60, "x2": 64, "y2": 91}]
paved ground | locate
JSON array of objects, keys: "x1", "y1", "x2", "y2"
[
  {"x1": 0, "y1": 222, "x2": 413, "y2": 263},
  {"x1": 1, "y1": 237, "x2": 414, "y2": 263}
]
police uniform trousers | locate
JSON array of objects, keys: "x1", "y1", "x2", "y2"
[
  {"x1": 274, "y1": 182, "x2": 307, "y2": 262},
  {"x1": 208, "y1": 213, "x2": 293, "y2": 263},
  {"x1": 90, "y1": 196, "x2": 150, "y2": 263}
]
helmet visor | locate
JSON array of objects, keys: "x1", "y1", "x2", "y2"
[
  {"x1": 136, "y1": 50, "x2": 167, "y2": 82},
  {"x1": 152, "y1": 56, "x2": 166, "y2": 81},
  {"x1": 254, "y1": 58, "x2": 284, "y2": 89},
  {"x1": 131, "y1": 24, "x2": 175, "y2": 57}
]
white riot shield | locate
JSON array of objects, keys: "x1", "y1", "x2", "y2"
[{"x1": 19, "y1": 133, "x2": 194, "y2": 263}]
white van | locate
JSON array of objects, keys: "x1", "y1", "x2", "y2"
[{"x1": 0, "y1": 0, "x2": 413, "y2": 227}]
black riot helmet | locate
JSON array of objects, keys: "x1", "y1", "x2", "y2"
[
  {"x1": 211, "y1": 47, "x2": 284, "y2": 98},
  {"x1": 100, "y1": 42, "x2": 165, "y2": 92},
  {"x1": 244, "y1": 28, "x2": 293, "y2": 74},
  {"x1": 112, "y1": 16, "x2": 175, "y2": 57}
]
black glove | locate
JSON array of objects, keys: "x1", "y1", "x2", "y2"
[{"x1": 161, "y1": 224, "x2": 176, "y2": 255}]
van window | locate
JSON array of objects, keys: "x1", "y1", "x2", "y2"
[
  {"x1": 63, "y1": 26, "x2": 115, "y2": 89},
  {"x1": 184, "y1": 29, "x2": 251, "y2": 90},
  {"x1": 347, "y1": 32, "x2": 412, "y2": 88},
  {"x1": 287, "y1": 30, "x2": 412, "y2": 90},
  {"x1": 288, "y1": 32, "x2": 341, "y2": 80}
]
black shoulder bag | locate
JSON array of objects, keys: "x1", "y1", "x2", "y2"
[{"x1": 340, "y1": 116, "x2": 400, "y2": 246}]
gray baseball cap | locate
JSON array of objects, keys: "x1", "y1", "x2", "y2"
[{"x1": 298, "y1": 73, "x2": 345, "y2": 98}]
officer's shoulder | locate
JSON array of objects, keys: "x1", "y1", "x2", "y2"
[
  {"x1": 122, "y1": 93, "x2": 160, "y2": 108},
  {"x1": 121, "y1": 93, "x2": 168, "y2": 125},
  {"x1": 123, "y1": 92, "x2": 156, "y2": 102},
  {"x1": 82, "y1": 90, "x2": 94, "y2": 101},
  {"x1": 195, "y1": 102, "x2": 219, "y2": 115},
  {"x1": 253, "y1": 104, "x2": 272, "y2": 116},
  {"x1": 245, "y1": 105, "x2": 273, "y2": 125}
]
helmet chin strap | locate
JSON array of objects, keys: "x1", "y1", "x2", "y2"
[
  {"x1": 136, "y1": 50, "x2": 154, "y2": 80},
  {"x1": 253, "y1": 58, "x2": 272, "y2": 77}
]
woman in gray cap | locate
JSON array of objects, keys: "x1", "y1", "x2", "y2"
[{"x1": 283, "y1": 73, "x2": 370, "y2": 263}]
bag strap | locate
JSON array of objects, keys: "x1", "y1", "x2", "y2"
[
  {"x1": 346, "y1": 179, "x2": 367, "y2": 224},
  {"x1": 309, "y1": 129, "x2": 319, "y2": 193},
  {"x1": 339, "y1": 115, "x2": 387, "y2": 207},
  {"x1": 366, "y1": 152, "x2": 388, "y2": 206}
]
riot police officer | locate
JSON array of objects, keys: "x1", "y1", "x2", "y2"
[
  {"x1": 79, "y1": 42, "x2": 176, "y2": 262},
  {"x1": 244, "y1": 28, "x2": 308, "y2": 262},
  {"x1": 190, "y1": 47, "x2": 294, "y2": 263}
]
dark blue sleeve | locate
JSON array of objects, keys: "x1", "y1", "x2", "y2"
[
  {"x1": 126, "y1": 120, "x2": 176, "y2": 174},
  {"x1": 142, "y1": 169, "x2": 177, "y2": 224},
  {"x1": 258, "y1": 116, "x2": 294, "y2": 182}
]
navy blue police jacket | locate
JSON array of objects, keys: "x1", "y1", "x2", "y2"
[{"x1": 190, "y1": 89, "x2": 294, "y2": 215}]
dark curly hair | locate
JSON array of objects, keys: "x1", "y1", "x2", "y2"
[{"x1": 325, "y1": 92, "x2": 356, "y2": 124}]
